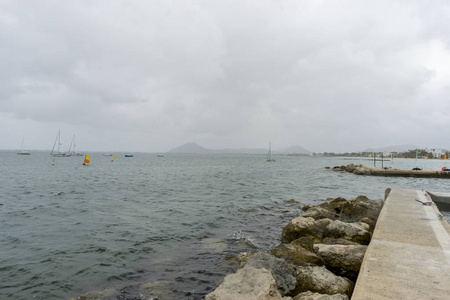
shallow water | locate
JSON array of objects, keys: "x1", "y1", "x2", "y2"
[{"x1": 1, "y1": 152, "x2": 449, "y2": 299}]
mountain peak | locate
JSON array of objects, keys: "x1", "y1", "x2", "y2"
[{"x1": 168, "y1": 142, "x2": 211, "y2": 153}]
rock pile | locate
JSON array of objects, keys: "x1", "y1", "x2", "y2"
[
  {"x1": 205, "y1": 196, "x2": 384, "y2": 300},
  {"x1": 328, "y1": 164, "x2": 372, "y2": 175}
]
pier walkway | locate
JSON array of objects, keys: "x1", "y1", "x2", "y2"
[{"x1": 352, "y1": 188, "x2": 450, "y2": 299}]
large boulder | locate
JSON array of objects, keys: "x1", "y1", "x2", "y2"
[
  {"x1": 291, "y1": 237, "x2": 315, "y2": 252},
  {"x1": 340, "y1": 196, "x2": 383, "y2": 222},
  {"x1": 325, "y1": 220, "x2": 371, "y2": 245},
  {"x1": 313, "y1": 244, "x2": 367, "y2": 280},
  {"x1": 290, "y1": 266, "x2": 354, "y2": 297},
  {"x1": 293, "y1": 291, "x2": 349, "y2": 300},
  {"x1": 205, "y1": 266, "x2": 282, "y2": 300},
  {"x1": 271, "y1": 243, "x2": 324, "y2": 267},
  {"x1": 302, "y1": 207, "x2": 339, "y2": 220},
  {"x1": 318, "y1": 198, "x2": 350, "y2": 215},
  {"x1": 281, "y1": 218, "x2": 332, "y2": 243},
  {"x1": 321, "y1": 237, "x2": 360, "y2": 246},
  {"x1": 282, "y1": 218, "x2": 370, "y2": 245},
  {"x1": 244, "y1": 252, "x2": 296, "y2": 296}
]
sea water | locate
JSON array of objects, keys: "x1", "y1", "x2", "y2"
[{"x1": 1, "y1": 152, "x2": 449, "y2": 300}]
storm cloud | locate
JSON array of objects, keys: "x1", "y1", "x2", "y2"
[{"x1": 1, "y1": 0, "x2": 450, "y2": 152}]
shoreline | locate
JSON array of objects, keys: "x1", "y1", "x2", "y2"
[{"x1": 204, "y1": 195, "x2": 384, "y2": 299}]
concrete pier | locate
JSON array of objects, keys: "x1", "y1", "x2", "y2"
[
  {"x1": 365, "y1": 166, "x2": 450, "y2": 178},
  {"x1": 352, "y1": 188, "x2": 450, "y2": 299}
]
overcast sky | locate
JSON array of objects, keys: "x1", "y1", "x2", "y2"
[{"x1": 1, "y1": 0, "x2": 450, "y2": 153}]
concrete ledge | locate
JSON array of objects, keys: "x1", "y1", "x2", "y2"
[
  {"x1": 352, "y1": 188, "x2": 450, "y2": 299},
  {"x1": 365, "y1": 166, "x2": 450, "y2": 178}
]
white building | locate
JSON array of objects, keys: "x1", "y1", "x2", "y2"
[{"x1": 429, "y1": 148, "x2": 445, "y2": 158}]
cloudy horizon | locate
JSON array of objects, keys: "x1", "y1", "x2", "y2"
[{"x1": 2, "y1": 0, "x2": 450, "y2": 153}]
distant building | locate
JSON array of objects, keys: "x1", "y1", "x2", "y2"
[{"x1": 429, "y1": 149, "x2": 444, "y2": 158}]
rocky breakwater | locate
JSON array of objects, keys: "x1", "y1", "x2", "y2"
[
  {"x1": 327, "y1": 164, "x2": 372, "y2": 175},
  {"x1": 205, "y1": 196, "x2": 383, "y2": 300}
]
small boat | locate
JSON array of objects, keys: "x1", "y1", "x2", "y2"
[
  {"x1": 124, "y1": 154, "x2": 134, "y2": 157},
  {"x1": 157, "y1": 154, "x2": 165, "y2": 157},
  {"x1": 51, "y1": 130, "x2": 71, "y2": 157},
  {"x1": 103, "y1": 154, "x2": 113, "y2": 156},
  {"x1": 266, "y1": 142, "x2": 275, "y2": 162},
  {"x1": 17, "y1": 138, "x2": 31, "y2": 155},
  {"x1": 426, "y1": 191, "x2": 450, "y2": 211}
]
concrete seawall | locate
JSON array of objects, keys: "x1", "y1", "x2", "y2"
[{"x1": 352, "y1": 188, "x2": 450, "y2": 299}]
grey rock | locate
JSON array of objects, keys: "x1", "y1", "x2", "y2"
[
  {"x1": 244, "y1": 252, "x2": 296, "y2": 296},
  {"x1": 313, "y1": 244, "x2": 367, "y2": 280},
  {"x1": 271, "y1": 243, "x2": 324, "y2": 267},
  {"x1": 290, "y1": 265, "x2": 354, "y2": 297},
  {"x1": 205, "y1": 266, "x2": 282, "y2": 300},
  {"x1": 293, "y1": 291, "x2": 348, "y2": 300},
  {"x1": 302, "y1": 207, "x2": 339, "y2": 220},
  {"x1": 325, "y1": 220, "x2": 371, "y2": 245}
]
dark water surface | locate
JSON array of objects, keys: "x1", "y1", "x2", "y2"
[{"x1": 1, "y1": 152, "x2": 449, "y2": 299}]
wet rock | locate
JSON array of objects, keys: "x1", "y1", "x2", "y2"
[
  {"x1": 313, "y1": 244, "x2": 367, "y2": 280},
  {"x1": 321, "y1": 237, "x2": 360, "y2": 246},
  {"x1": 243, "y1": 252, "x2": 296, "y2": 296},
  {"x1": 293, "y1": 291, "x2": 348, "y2": 300},
  {"x1": 302, "y1": 205, "x2": 312, "y2": 212},
  {"x1": 319, "y1": 197, "x2": 350, "y2": 214},
  {"x1": 302, "y1": 207, "x2": 339, "y2": 220},
  {"x1": 290, "y1": 265, "x2": 354, "y2": 297},
  {"x1": 281, "y1": 217, "x2": 332, "y2": 243},
  {"x1": 291, "y1": 237, "x2": 315, "y2": 252},
  {"x1": 139, "y1": 280, "x2": 175, "y2": 299},
  {"x1": 271, "y1": 243, "x2": 324, "y2": 267},
  {"x1": 205, "y1": 266, "x2": 282, "y2": 300},
  {"x1": 339, "y1": 196, "x2": 383, "y2": 231},
  {"x1": 282, "y1": 218, "x2": 370, "y2": 245}
]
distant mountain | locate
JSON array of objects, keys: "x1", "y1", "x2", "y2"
[
  {"x1": 168, "y1": 142, "x2": 212, "y2": 153},
  {"x1": 276, "y1": 144, "x2": 312, "y2": 154},
  {"x1": 363, "y1": 144, "x2": 419, "y2": 153},
  {"x1": 168, "y1": 143, "x2": 312, "y2": 154}
]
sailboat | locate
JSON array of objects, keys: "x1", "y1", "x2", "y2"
[
  {"x1": 70, "y1": 135, "x2": 83, "y2": 156},
  {"x1": 17, "y1": 138, "x2": 31, "y2": 155},
  {"x1": 51, "y1": 130, "x2": 72, "y2": 157},
  {"x1": 266, "y1": 142, "x2": 276, "y2": 162}
]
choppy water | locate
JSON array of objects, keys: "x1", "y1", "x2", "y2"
[{"x1": 1, "y1": 152, "x2": 449, "y2": 300}]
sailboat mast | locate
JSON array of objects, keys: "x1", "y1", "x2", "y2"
[{"x1": 57, "y1": 130, "x2": 61, "y2": 153}]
